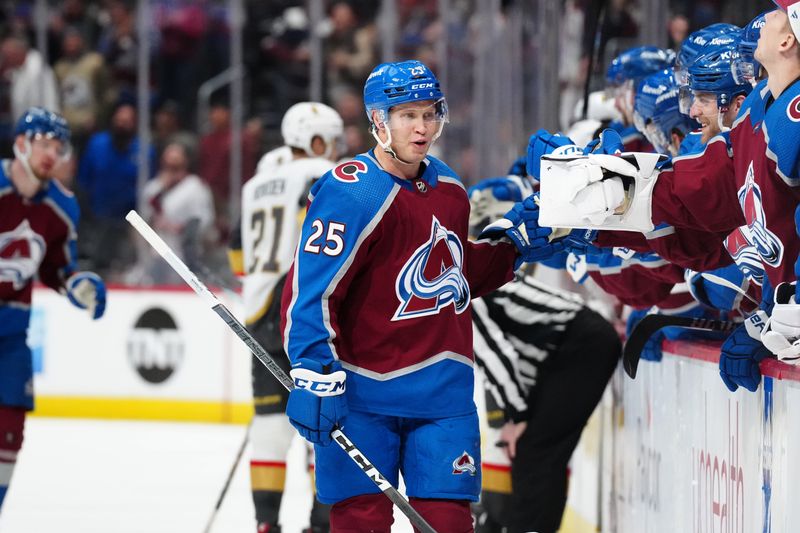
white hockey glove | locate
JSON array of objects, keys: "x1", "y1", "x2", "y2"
[
  {"x1": 538, "y1": 151, "x2": 666, "y2": 232},
  {"x1": 761, "y1": 282, "x2": 800, "y2": 364},
  {"x1": 65, "y1": 271, "x2": 107, "y2": 320}
]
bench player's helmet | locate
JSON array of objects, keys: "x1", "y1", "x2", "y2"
[
  {"x1": 634, "y1": 69, "x2": 699, "y2": 156},
  {"x1": 675, "y1": 23, "x2": 740, "y2": 87},
  {"x1": 732, "y1": 12, "x2": 768, "y2": 86},
  {"x1": 684, "y1": 38, "x2": 752, "y2": 112},
  {"x1": 281, "y1": 102, "x2": 343, "y2": 160}
]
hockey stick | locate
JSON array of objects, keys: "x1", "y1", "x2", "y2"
[
  {"x1": 202, "y1": 421, "x2": 250, "y2": 533},
  {"x1": 125, "y1": 211, "x2": 438, "y2": 533},
  {"x1": 623, "y1": 315, "x2": 738, "y2": 379}
]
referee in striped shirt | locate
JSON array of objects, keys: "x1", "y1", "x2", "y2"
[{"x1": 469, "y1": 176, "x2": 621, "y2": 533}]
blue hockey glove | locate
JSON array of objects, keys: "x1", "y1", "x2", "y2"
[
  {"x1": 478, "y1": 195, "x2": 564, "y2": 269},
  {"x1": 286, "y1": 359, "x2": 348, "y2": 446},
  {"x1": 468, "y1": 176, "x2": 535, "y2": 231},
  {"x1": 626, "y1": 308, "x2": 663, "y2": 362},
  {"x1": 467, "y1": 176, "x2": 534, "y2": 203},
  {"x1": 525, "y1": 129, "x2": 581, "y2": 180},
  {"x1": 583, "y1": 128, "x2": 624, "y2": 155},
  {"x1": 685, "y1": 266, "x2": 755, "y2": 313},
  {"x1": 718, "y1": 312, "x2": 771, "y2": 393},
  {"x1": 65, "y1": 271, "x2": 106, "y2": 319},
  {"x1": 507, "y1": 156, "x2": 527, "y2": 177}
]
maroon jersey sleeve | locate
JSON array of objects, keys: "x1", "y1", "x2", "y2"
[
  {"x1": 651, "y1": 138, "x2": 745, "y2": 233},
  {"x1": 464, "y1": 239, "x2": 517, "y2": 299}
]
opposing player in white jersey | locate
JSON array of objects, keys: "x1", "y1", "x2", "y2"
[{"x1": 229, "y1": 102, "x2": 344, "y2": 533}]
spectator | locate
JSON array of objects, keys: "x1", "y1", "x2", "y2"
[
  {"x1": 152, "y1": 99, "x2": 198, "y2": 159},
  {"x1": 153, "y1": 0, "x2": 208, "y2": 126},
  {"x1": 198, "y1": 100, "x2": 258, "y2": 240},
  {"x1": 667, "y1": 14, "x2": 691, "y2": 49},
  {"x1": 97, "y1": 0, "x2": 138, "y2": 100},
  {"x1": 134, "y1": 142, "x2": 215, "y2": 285},
  {"x1": 48, "y1": 0, "x2": 103, "y2": 63},
  {"x1": 77, "y1": 101, "x2": 156, "y2": 278},
  {"x1": 325, "y1": 2, "x2": 376, "y2": 102},
  {"x1": 0, "y1": 34, "x2": 59, "y2": 124},
  {"x1": 54, "y1": 27, "x2": 117, "y2": 156}
]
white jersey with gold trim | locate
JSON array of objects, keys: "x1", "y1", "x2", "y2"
[{"x1": 240, "y1": 154, "x2": 334, "y2": 324}]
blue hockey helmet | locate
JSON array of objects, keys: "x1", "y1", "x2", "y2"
[
  {"x1": 634, "y1": 69, "x2": 700, "y2": 156},
  {"x1": 605, "y1": 46, "x2": 676, "y2": 87},
  {"x1": 675, "y1": 24, "x2": 740, "y2": 86},
  {"x1": 15, "y1": 107, "x2": 71, "y2": 144},
  {"x1": 363, "y1": 60, "x2": 448, "y2": 127},
  {"x1": 683, "y1": 39, "x2": 752, "y2": 112},
  {"x1": 14, "y1": 107, "x2": 71, "y2": 159},
  {"x1": 732, "y1": 12, "x2": 768, "y2": 86}
]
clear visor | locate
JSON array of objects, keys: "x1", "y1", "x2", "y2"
[
  {"x1": 386, "y1": 98, "x2": 449, "y2": 131},
  {"x1": 731, "y1": 58, "x2": 756, "y2": 87},
  {"x1": 677, "y1": 85, "x2": 698, "y2": 115},
  {"x1": 674, "y1": 67, "x2": 689, "y2": 88},
  {"x1": 643, "y1": 121, "x2": 672, "y2": 156},
  {"x1": 633, "y1": 109, "x2": 648, "y2": 135},
  {"x1": 30, "y1": 132, "x2": 72, "y2": 161},
  {"x1": 610, "y1": 81, "x2": 634, "y2": 121}
]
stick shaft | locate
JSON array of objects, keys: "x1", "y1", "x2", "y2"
[{"x1": 125, "y1": 210, "x2": 437, "y2": 533}]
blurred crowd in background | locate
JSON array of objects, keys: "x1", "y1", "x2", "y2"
[{"x1": 0, "y1": 0, "x2": 770, "y2": 286}]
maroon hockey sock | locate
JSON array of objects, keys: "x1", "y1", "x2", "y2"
[
  {"x1": 329, "y1": 494, "x2": 393, "y2": 533},
  {"x1": 409, "y1": 498, "x2": 473, "y2": 533}
]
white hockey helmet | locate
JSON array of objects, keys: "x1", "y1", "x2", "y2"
[
  {"x1": 572, "y1": 91, "x2": 622, "y2": 124},
  {"x1": 281, "y1": 102, "x2": 344, "y2": 159}
]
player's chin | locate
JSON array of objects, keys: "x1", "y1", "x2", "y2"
[{"x1": 409, "y1": 141, "x2": 430, "y2": 156}]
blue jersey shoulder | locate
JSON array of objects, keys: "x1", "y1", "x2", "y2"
[
  {"x1": 678, "y1": 130, "x2": 704, "y2": 156},
  {"x1": 45, "y1": 179, "x2": 80, "y2": 226},
  {"x1": 764, "y1": 78, "x2": 800, "y2": 185},
  {"x1": 736, "y1": 78, "x2": 769, "y2": 127},
  {"x1": 424, "y1": 155, "x2": 462, "y2": 185}
]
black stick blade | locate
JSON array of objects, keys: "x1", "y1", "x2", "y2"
[{"x1": 623, "y1": 315, "x2": 738, "y2": 379}]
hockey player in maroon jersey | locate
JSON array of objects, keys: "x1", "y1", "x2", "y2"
[
  {"x1": 280, "y1": 60, "x2": 550, "y2": 533},
  {"x1": 0, "y1": 108, "x2": 106, "y2": 511},
  {"x1": 532, "y1": 5, "x2": 800, "y2": 393}
]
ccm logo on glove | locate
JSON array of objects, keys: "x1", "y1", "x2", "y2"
[{"x1": 291, "y1": 367, "x2": 346, "y2": 396}]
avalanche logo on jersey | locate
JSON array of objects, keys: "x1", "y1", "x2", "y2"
[
  {"x1": 738, "y1": 161, "x2": 784, "y2": 268},
  {"x1": 0, "y1": 220, "x2": 46, "y2": 290},
  {"x1": 332, "y1": 160, "x2": 367, "y2": 183},
  {"x1": 392, "y1": 216, "x2": 470, "y2": 321},
  {"x1": 452, "y1": 451, "x2": 476, "y2": 475},
  {"x1": 724, "y1": 227, "x2": 765, "y2": 285}
]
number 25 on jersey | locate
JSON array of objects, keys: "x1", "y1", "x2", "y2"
[{"x1": 304, "y1": 219, "x2": 346, "y2": 256}]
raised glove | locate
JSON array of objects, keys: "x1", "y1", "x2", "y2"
[
  {"x1": 507, "y1": 156, "x2": 527, "y2": 177},
  {"x1": 65, "y1": 271, "x2": 106, "y2": 319},
  {"x1": 286, "y1": 359, "x2": 348, "y2": 446},
  {"x1": 525, "y1": 129, "x2": 582, "y2": 180},
  {"x1": 583, "y1": 128, "x2": 624, "y2": 155},
  {"x1": 467, "y1": 176, "x2": 535, "y2": 230},
  {"x1": 718, "y1": 311, "x2": 770, "y2": 392},
  {"x1": 478, "y1": 195, "x2": 564, "y2": 268},
  {"x1": 761, "y1": 281, "x2": 800, "y2": 364}
]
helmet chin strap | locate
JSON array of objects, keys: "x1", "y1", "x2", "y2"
[
  {"x1": 370, "y1": 121, "x2": 444, "y2": 167},
  {"x1": 12, "y1": 138, "x2": 45, "y2": 197}
]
